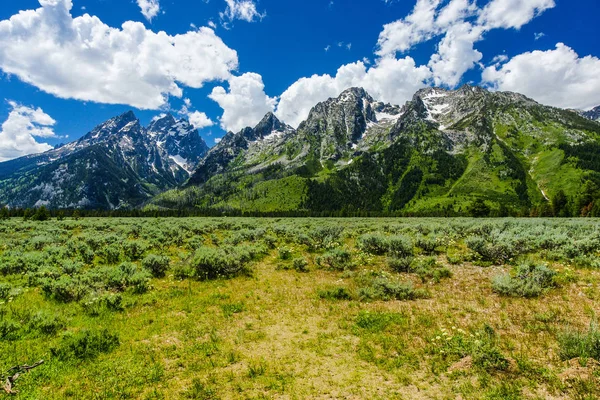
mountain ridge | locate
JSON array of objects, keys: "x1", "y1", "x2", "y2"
[
  {"x1": 153, "y1": 85, "x2": 600, "y2": 217},
  {"x1": 2, "y1": 85, "x2": 600, "y2": 216},
  {"x1": 0, "y1": 111, "x2": 208, "y2": 209}
]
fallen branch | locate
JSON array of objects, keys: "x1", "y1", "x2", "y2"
[{"x1": 2, "y1": 360, "x2": 44, "y2": 395}]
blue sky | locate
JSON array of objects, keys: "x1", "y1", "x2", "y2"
[{"x1": 0, "y1": 0, "x2": 599, "y2": 161}]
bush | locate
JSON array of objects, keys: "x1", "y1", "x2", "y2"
[
  {"x1": 0, "y1": 283, "x2": 10, "y2": 299},
  {"x1": 101, "y1": 244, "x2": 122, "y2": 265},
  {"x1": 292, "y1": 257, "x2": 309, "y2": 273},
  {"x1": 492, "y1": 264, "x2": 556, "y2": 298},
  {"x1": 466, "y1": 235, "x2": 516, "y2": 265},
  {"x1": 278, "y1": 246, "x2": 292, "y2": 260},
  {"x1": 309, "y1": 226, "x2": 344, "y2": 250},
  {"x1": 357, "y1": 234, "x2": 388, "y2": 255},
  {"x1": 415, "y1": 235, "x2": 438, "y2": 254},
  {"x1": 0, "y1": 319, "x2": 21, "y2": 341},
  {"x1": 41, "y1": 276, "x2": 88, "y2": 303},
  {"x1": 51, "y1": 329, "x2": 120, "y2": 361},
  {"x1": 412, "y1": 257, "x2": 452, "y2": 283},
  {"x1": 142, "y1": 255, "x2": 170, "y2": 278},
  {"x1": 557, "y1": 322, "x2": 600, "y2": 361},
  {"x1": 388, "y1": 235, "x2": 414, "y2": 257},
  {"x1": 190, "y1": 246, "x2": 258, "y2": 281},
  {"x1": 28, "y1": 312, "x2": 65, "y2": 335},
  {"x1": 318, "y1": 286, "x2": 352, "y2": 301},
  {"x1": 124, "y1": 241, "x2": 147, "y2": 261},
  {"x1": 356, "y1": 271, "x2": 429, "y2": 302},
  {"x1": 316, "y1": 248, "x2": 353, "y2": 271},
  {"x1": 388, "y1": 256, "x2": 414, "y2": 273}
]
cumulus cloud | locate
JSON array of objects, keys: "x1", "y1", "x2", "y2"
[
  {"x1": 209, "y1": 73, "x2": 277, "y2": 132},
  {"x1": 482, "y1": 43, "x2": 600, "y2": 110},
  {"x1": 276, "y1": 57, "x2": 431, "y2": 128},
  {"x1": 373, "y1": 0, "x2": 554, "y2": 89},
  {"x1": 0, "y1": 0, "x2": 238, "y2": 110},
  {"x1": 137, "y1": 0, "x2": 160, "y2": 22},
  {"x1": 188, "y1": 111, "x2": 214, "y2": 129},
  {"x1": 478, "y1": 0, "x2": 555, "y2": 30},
  {"x1": 220, "y1": 0, "x2": 265, "y2": 23},
  {"x1": 0, "y1": 102, "x2": 57, "y2": 162},
  {"x1": 428, "y1": 23, "x2": 484, "y2": 87}
]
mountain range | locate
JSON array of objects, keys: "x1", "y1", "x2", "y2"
[
  {"x1": 1, "y1": 86, "x2": 600, "y2": 216},
  {"x1": 0, "y1": 112, "x2": 208, "y2": 209}
]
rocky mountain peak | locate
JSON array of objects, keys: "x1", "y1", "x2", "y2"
[
  {"x1": 253, "y1": 112, "x2": 292, "y2": 138},
  {"x1": 583, "y1": 105, "x2": 600, "y2": 122},
  {"x1": 147, "y1": 113, "x2": 177, "y2": 133}
]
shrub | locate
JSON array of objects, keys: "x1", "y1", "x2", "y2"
[
  {"x1": 388, "y1": 235, "x2": 414, "y2": 257},
  {"x1": 0, "y1": 283, "x2": 10, "y2": 299},
  {"x1": 357, "y1": 234, "x2": 388, "y2": 255},
  {"x1": 123, "y1": 241, "x2": 147, "y2": 261},
  {"x1": 41, "y1": 276, "x2": 88, "y2": 303},
  {"x1": 51, "y1": 329, "x2": 120, "y2": 361},
  {"x1": 557, "y1": 322, "x2": 600, "y2": 361},
  {"x1": 356, "y1": 271, "x2": 429, "y2": 302},
  {"x1": 466, "y1": 235, "x2": 515, "y2": 265},
  {"x1": 292, "y1": 257, "x2": 309, "y2": 273},
  {"x1": 0, "y1": 319, "x2": 21, "y2": 341},
  {"x1": 28, "y1": 312, "x2": 65, "y2": 335},
  {"x1": 142, "y1": 255, "x2": 170, "y2": 278},
  {"x1": 278, "y1": 246, "x2": 292, "y2": 260},
  {"x1": 415, "y1": 235, "x2": 438, "y2": 255},
  {"x1": 388, "y1": 256, "x2": 414, "y2": 273},
  {"x1": 190, "y1": 246, "x2": 257, "y2": 281},
  {"x1": 316, "y1": 248, "x2": 353, "y2": 271},
  {"x1": 309, "y1": 226, "x2": 344, "y2": 249},
  {"x1": 318, "y1": 286, "x2": 352, "y2": 301},
  {"x1": 412, "y1": 257, "x2": 452, "y2": 283},
  {"x1": 101, "y1": 244, "x2": 122, "y2": 265},
  {"x1": 492, "y1": 264, "x2": 556, "y2": 298}
]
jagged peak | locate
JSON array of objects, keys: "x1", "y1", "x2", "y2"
[
  {"x1": 336, "y1": 87, "x2": 374, "y2": 103},
  {"x1": 116, "y1": 110, "x2": 138, "y2": 123}
]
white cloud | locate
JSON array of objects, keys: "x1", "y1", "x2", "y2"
[
  {"x1": 478, "y1": 0, "x2": 555, "y2": 30},
  {"x1": 428, "y1": 23, "x2": 484, "y2": 87},
  {"x1": 188, "y1": 111, "x2": 214, "y2": 129},
  {"x1": 276, "y1": 57, "x2": 431, "y2": 128},
  {"x1": 220, "y1": 0, "x2": 265, "y2": 23},
  {"x1": 534, "y1": 32, "x2": 545, "y2": 40},
  {"x1": 0, "y1": 0, "x2": 238, "y2": 110},
  {"x1": 137, "y1": 0, "x2": 160, "y2": 22},
  {"x1": 376, "y1": 0, "x2": 442, "y2": 56},
  {"x1": 0, "y1": 102, "x2": 57, "y2": 162},
  {"x1": 374, "y1": 0, "x2": 554, "y2": 88},
  {"x1": 209, "y1": 73, "x2": 277, "y2": 132},
  {"x1": 482, "y1": 43, "x2": 600, "y2": 110}
]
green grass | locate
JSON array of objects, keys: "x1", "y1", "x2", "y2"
[{"x1": 0, "y1": 217, "x2": 599, "y2": 399}]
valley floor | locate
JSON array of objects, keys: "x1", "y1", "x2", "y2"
[{"x1": 1, "y1": 218, "x2": 599, "y2": 399}]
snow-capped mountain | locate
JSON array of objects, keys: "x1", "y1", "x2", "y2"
[
  {"x1": 156, "y1": 85, "x2": 600, "y2": 215},
  {"x1": 582, "y1": 106, "x2": 600, "y2": 122},
  {"x1": 0, "y1": 111, "x2": 208, "y2": 209}
]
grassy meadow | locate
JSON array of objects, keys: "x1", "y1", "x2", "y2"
[{"x1": 0, "y1": 217, "x2": 599, "y2": 399}]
